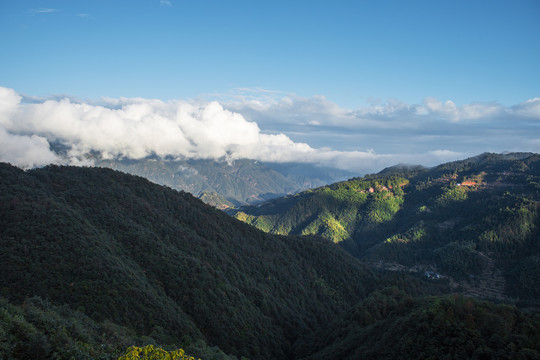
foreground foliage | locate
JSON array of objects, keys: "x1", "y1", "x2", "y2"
[
  {"x1": 0, "y1": 296, "x2": 123, "y2": 360},
  {"x1": 118, "y1": 345, "x2": 200, "y2": 360},
  {"x1": 0, "y1": 297, "x2": 234, "y2": 360}
]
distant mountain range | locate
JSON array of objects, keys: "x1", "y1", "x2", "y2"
[
  {"x1": 96, "y1": 157, "x2": 355, "y2": 207},
  {"x1": 234, "y1": 152, "x2": 540, "y2": 304},
  {"x1": 1, "y1": 161, "x2": 538, "y2": 359}
]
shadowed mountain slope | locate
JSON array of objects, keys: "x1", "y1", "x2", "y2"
[
  {"x1": 294, "y1": 288, "x2": 540, "y2": 360},
  {"x1": 0, "y1": 162, "x2": 389, "y2": 359}
]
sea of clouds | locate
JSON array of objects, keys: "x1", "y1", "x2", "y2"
[{"x1": 1, "y1": 86, "x2": 539, "y2": 172}]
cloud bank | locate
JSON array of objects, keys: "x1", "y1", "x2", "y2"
[
  {"x1": 1, "y1": 86, "x2": 538, "y2": 172},
  {"x1": 0, "y1": 87, "x2": 384, "y2": 171},
  {"x1": 224, "y1": 89, "x2": 540, "y2": 160}
]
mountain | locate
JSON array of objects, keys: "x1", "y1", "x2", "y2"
[
  {"x1": 0, "y1": 162, "x2": 435, "y2": 359},
  {"x1": 1, "y1": 162, "x2": 538, "y2": 359},
  {"x1": 198, "y1": 191, "x2": 235, "y2": 210},
  {"x1": 294, "y1": 288, "x2": 540, "y2": 360},
  {"x1": 233, "y1": 153, "x2": 540, "y2": 303},
  {"x1": 96, "y1": 157, "x2": 354, "y2": 207},
  {"x1": 263, "y1": 162, "x2": 357, "y2": 190},
  {"x1": 376, "y1": 163, "x2": 428, "y2": 175}
]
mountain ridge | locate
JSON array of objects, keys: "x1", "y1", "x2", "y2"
[
  {"x1": 95, "y1": 157, "x2": 354, "y2": 207},
  {"x1": 233, "y1": 152, "x2": 540, "y2": 304}
]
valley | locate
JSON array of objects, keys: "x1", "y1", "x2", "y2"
[{"x1": 96, "y1": 157, "x2": 354, "y2": 207}]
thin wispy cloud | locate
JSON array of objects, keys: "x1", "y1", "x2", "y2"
[
  {"x1": 30, "y1": 8, "x2": 58, "y2": 14},
  {"x1": 160, "y1": 0, "x2": 172, "y2": 7},
  {"x1": 76, "y1": 13, "x2": 94, "y2": 20}
]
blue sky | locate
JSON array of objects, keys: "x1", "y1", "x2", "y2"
[
  {"x1": 2, "y1": 0, "x2": 539, "y2": 105},
  {"x1": 0, "y1": 0, "x2": 539, "y2": 172}
]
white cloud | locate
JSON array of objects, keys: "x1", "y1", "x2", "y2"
[
  {"x1": 30, "y1": 8, "x2": 58, "y2": 14},
  {"x1": 1, "y1": 86, "x2": 538, "y2": 173},
  {"x1": 221, "y1": 90, "x2": 540, "y2": 167},
  {"x1": 1, "y1": 87, "x2": 382, "y2": 171},
  {"x1": 429, "y1": 149, "x2": 465, "y2": 159},
  {"x1": 0, "y1": 87, "x2": 21, "y2": 123},
  {"x1": 512, "y1": 98, "x2": 540, "y2": 119},
  {"x1": 0, "y1": 127, "x2": 58, "y2": 169},
  {"x1": 223, "y1": 89, "x2": 540, "y2": 132},
  {"x1": 76, "y1": 13, "x2": 94, "y2": 19},
  {"x1": 419, "y1": 98, "x2": 507, "y2": 122},
  {"x1": 422, "y1": 98, "x2": 459, "y2": 121},
  {"x1": 220, "y1": 89, "x2": 351, "y2": 126},
  {"x1": 160, "y1": 0, "x2": 172, "y2": 7}
]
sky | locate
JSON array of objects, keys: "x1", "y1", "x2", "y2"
[{"x1": 0, "y1": 0, "x2": 539, "y2": 173}]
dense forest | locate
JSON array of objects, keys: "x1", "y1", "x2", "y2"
[
  {"x1": 295, "y1": 288, "x2": 540, "y2": 360},
  {"x1": 234, "y1": 153, "x2": 540, "y2": 303},
  {"x1": 1, "y1": 160, "x2": 538, "y2": 359}
]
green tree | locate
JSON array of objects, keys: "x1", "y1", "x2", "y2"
[{"x1": 118, "y1": 345, "x2": 201, "y2": 360}]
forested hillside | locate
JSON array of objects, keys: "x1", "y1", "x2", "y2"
[
  {"x1": 0, "y1": 162, "x2": 437, "y2": 359},
  {"x1": 234, "y1": 153, "x2": 540, "y2": 302},
  {"x1": 1, "y1": 161, "x2": 538, "y2": 359},
  {"x1": 295, "y1": 288, "x2": 540, "y2": 360}
]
